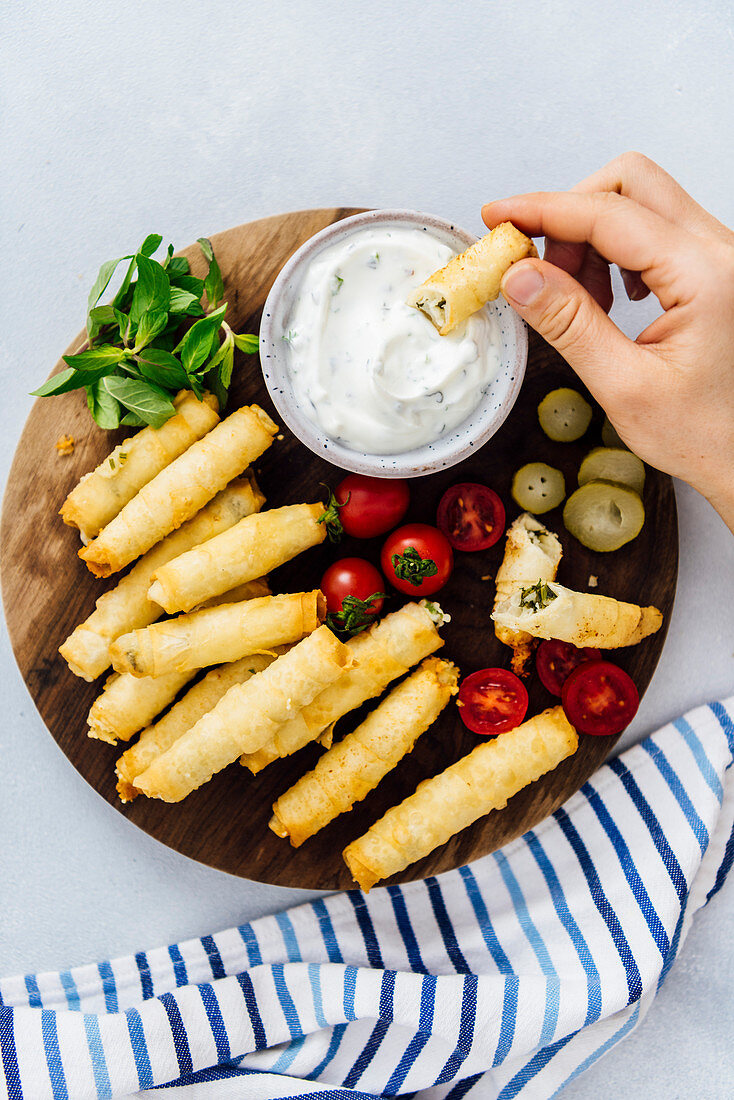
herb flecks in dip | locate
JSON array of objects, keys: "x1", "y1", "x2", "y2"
[{"x1": 284, "y1": 226, "x2": 501, "y2": 454}]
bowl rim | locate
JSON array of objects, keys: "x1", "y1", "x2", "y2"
[{"x1": 259, "y1": 207, "x2": 528, "y2": 478}]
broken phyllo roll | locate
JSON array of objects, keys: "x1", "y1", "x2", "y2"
[
  {"x1": 343, "y1": 706, "x2": 578, "y2": 891},
  {"x1": 406, "y1": 222, "x2": 537, "y2": 335},
  {"x1": 109, "y1": 590, "x2": 324, "y2": 678},
  {"x1": 79, "y1": 404, "x2": 278, "y2": 577},
  {"x1": 270, "y1": 657, "x2": 459, "y2": 847},
  {"x1": 241, "y1": 600, "x2": 446, "y2": 775},
  {"x1": 492, "y1": 579, "x2": 663, "y2": 649},
  {"x1": 148, "y1": 503, "x2": 327, "y2": 614},
  {"x1": 59, "y1": 477, "x2": 265, "y2": 682},
  {"x1": 132, "y1": 627, "x2": 354, "y2": 803},
  {"x1": 493, "y1": 513, "x2": 562, "y2": 676},
  {"x1": 60, "y1": 391, "x2": 220, "y2": 542}
]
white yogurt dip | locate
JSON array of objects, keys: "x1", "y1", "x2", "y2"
[{"x1": 283, "y1": 226, "x2": 501, "y2": 454}]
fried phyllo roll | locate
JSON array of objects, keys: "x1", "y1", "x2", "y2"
[
  {"x1": 492, "y1": 580, "x2": 663, "y2": 648},
  {"x1": 194, "y1": 576, "x2": 270, "y2": 610},
  {"x1": 79, "y1": 404, "x2": 278, "y2": 577},
  {"x1": 88, "y1": 668, "x2": 196, "y2": 744},
  {"x1": 407, "y1": 222, "x2": 537, "y2": 335},
  {"x1": 241, "y1": 601, "x2": 445, "y2": 775},
  {"x1": 270, "y1": 657, "x2": 459, "y2": 847},
  {"x1": 115, "y1": 650, "x2": 288, "y2": 802},
  {"x1": 60, "y1": 391, "x2": 220, "y2": 541},
  {"x1": 343, "y1": 706, "x2": 578, "y2": 891},
  {"x1": 109, "y1": 590, "x2": 324, "y2": 678},
  {"x1": 59, "y1": 478, "x2": 265, "y2": 681},
  {"x1": 493, "y1": 514, "x2": 562, "y2": 676},
  {"x1": 148, "y1": 503, "x2": 327, "y2": 614},
  {"x1": 132, "y1": 627, "x2": 354, "y2": 802}
]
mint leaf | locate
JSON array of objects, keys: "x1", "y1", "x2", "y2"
[
  {"x1": 63, "y1": 345, "x2": 126, "y2": 372},
  {"x1": 218, "y1": 341, "x2": 235, "y2": 390},
  {"x1": 140, "y1": 233, "x2": 163, "y2": 257},
  {"x1": 114, "y1": 307, "x2": 132, "y2": 344},
  {"x1": 130, "y1": 255, "x2": 170, "y2": 323},
  {"x1": 135, "y1": 347, "x2": 190, "y2": 390},
  {"x1": 168, "y1": 286, "x2": 204, "y2": 315},
  {"x1": 198, "y1": 238, "x2": 224, "y2": 309},
  {"x1": 120, "y1": 412, "x2": 147, "y2": 427},
  {"x1": 165, "y1": 255, "x2": 190, "y2": 279},
  {"x1": 87, "y1": 255, "x2": 131, "y2": 314},
  {"x1": 102, "y1": 376, "x2": 176, "y2": 428},
  {"x1": 233, "y1": 333, "x2": 259, "y2": 354},
  {"x1": 133, "y1": 308, "x2": 169, "y2": 352},
  {"x1": 31, "y1": 368, "x2": 89, "y2": 397},
  {"x1": 86, "y1": 380, "x2": 121, "y2": 429},
  {"x1": 175, "y1": 304, "x2": 227, "y2": 374},
  {"x1": 170, "y1": 274, "x2": 204, "y2": 297}
]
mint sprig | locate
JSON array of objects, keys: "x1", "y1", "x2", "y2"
[{"x1": 31, "y1": 235, "x2": 259, "y2": 429}]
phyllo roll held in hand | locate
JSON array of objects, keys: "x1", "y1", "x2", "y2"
[
  {"x1": 241, "y1": 600, "x2": 445, "y2": 775},
  {"x1": 109, "y1": 590, "x2": 325, "y2": 678},
  {"x1": 115, "y1": 650, "x2": 289, "y2": 802},
  {"x1": 132, "y1": 627, "x2": 354, "y2": 802},
  {"x1": 343, "y1": 706, "x2": 578, "y2": 891},
  {"x1": 59, "y1": 477, "x2": 265, "y2": 682},
  {"x1": 60, "y1": 391, "x2": 220, "y2": 541},
  {"x1": 270, "y1": 656, "x2": 459, "y2": 847},
  {"x1": 148, "y1": 503, "x2": 327, "y2": 614},
  {"x1": 79, "y1": 404, "x2": 278, "y2": 577},
  {"x1": 492, "y1": 580, "x2": 663, "y2": 648},
  {"x1": 407, "y1": 222, "x2": 537, "y2": 335}
]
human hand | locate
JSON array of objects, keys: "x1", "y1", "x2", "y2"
[{"x1": 482, "y1": 152, "x2": 734, "y2": 532}]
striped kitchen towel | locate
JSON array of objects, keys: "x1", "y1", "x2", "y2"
[{"x1": 1, "y1": 698, "x2": 733, "y2": 1100}]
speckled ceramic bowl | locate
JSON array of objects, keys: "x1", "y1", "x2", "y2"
[{"x1": 259, "y1": 209, "x2": 528, "y2": 478}]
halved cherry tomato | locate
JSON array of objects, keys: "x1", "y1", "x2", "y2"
[
  {"x1": 562, "y1": 659, "x2": 639, "y2": 736},
  {"x1": 381, "y1": 523, "x2": 453, "y2": 596},
  {"x1": 321, "y1": 558, "x2": 385, "y2": 617},
  {"x1": 536, "y1": 640, "x2": 603, "y2": 697},
  {"x1": 334, "y1": 474, "x2": 410, "y2": 538},
  {"x1": 457, "y1": 668, "x2": 529, "y2": 735},
  {"x1": 437, "y1": 482, "x2": 506, "y2": 551}
]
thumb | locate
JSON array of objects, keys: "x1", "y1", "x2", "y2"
[{"x1": 500, "y1": 258, "x2": 637, "y2": 389}]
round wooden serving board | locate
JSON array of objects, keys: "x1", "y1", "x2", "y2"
[{"x1": 0, "y1": 208, "x2": 678, "y2": 890}]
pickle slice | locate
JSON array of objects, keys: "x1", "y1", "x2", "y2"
[
  {"x1": 538, "y1": 387, "x2": 593, "y2": 442},
  {"x1": 512, "y1": 463, "x2": 566, "y2": 514},
  {"x1": 578, "y1": 447, "x2": 645, "y2": 496},
  {"x1": 563, "y1": 479, "x2": 644, "y2": 551}
]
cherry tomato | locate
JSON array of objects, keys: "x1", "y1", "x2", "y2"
[
  {"x1": 536, "y1": 640, "x2": 603, "y2": 697},
  {"x1": 320, "y1": 558, "x2": 385, "y2": 616},
  {"x1": 457, "y1": 668, "x2": 529, "y2": 735},
  {"x1": 562, "y1": 659, "x2": 639, "y2": 736},
  {"x1": 334, "y1": 474, "x2": 410, "y2": 538},
  {"x1": 381, "y1": 523, "x2": 453, "y2": 596},
  {"x1": 437, "y1": 482, "x2": 506, "y2": 551}
]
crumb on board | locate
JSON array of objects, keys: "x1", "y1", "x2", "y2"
[
  {"x1": 480, "y1": 574, "x2": 492, "y2": 582},
  {"x1": 276, "y1": 434, "x2": 285, "y2": 441},
  {"x1": 55, "y1": 434, "x2": 75, "y2": 456},
  {"x1": 588, "y1": 574, "x2": 598, "y2": 587}
]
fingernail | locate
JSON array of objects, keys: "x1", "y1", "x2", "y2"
[{"x1": 503, "y1": 264, "x2": 545, "y2": 306}]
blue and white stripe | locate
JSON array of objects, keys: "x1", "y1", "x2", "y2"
[{"x1": 1, "y1": 698, "x2": 732, "y2": 1099}]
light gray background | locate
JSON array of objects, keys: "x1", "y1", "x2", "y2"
[{"x1": 1, "y1": 1, "x2": 733, "y2": 1095}]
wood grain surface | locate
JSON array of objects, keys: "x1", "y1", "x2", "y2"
[{"x1": 0, "y1": 208, "x2": 678, "y2": 889}]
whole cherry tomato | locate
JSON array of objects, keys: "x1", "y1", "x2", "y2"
[
  {"x1": 381, "y1": 523, "x2": 453, "y2": 596},
  {"x1": 330, "y1": 474, "x2": 410, "y2": 539},
  {"x1": 320, "y1": 557, "x2": 386, "y2": 635}
]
